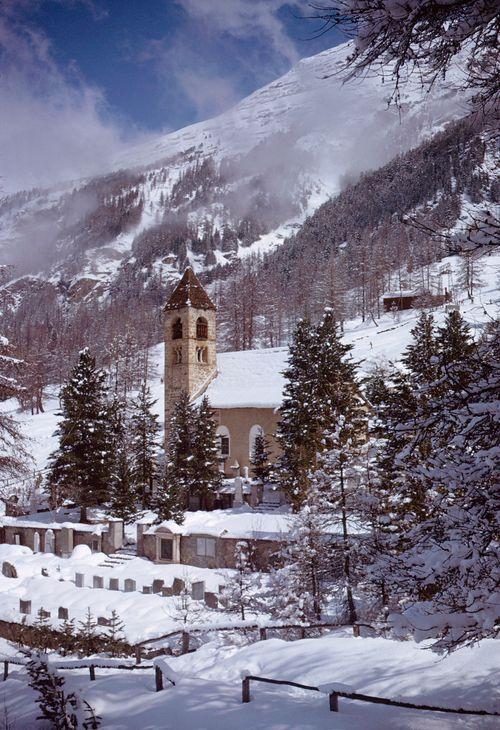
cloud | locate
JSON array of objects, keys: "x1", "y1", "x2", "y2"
[
  {"x1": 137, "y1": 0, "x2": 302, "y2": 124},
  {"x1": 0, "y1": 3, "x2": 148, "y2": 194}
]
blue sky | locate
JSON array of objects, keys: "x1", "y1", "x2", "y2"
[{"x1": 0, "y1": 1, "x2": 344, "y2": 191}]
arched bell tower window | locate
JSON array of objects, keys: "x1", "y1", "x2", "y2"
[
  {"x1": 196, "y1": 346, "x2": 208, "y2": 364},
  {"x1": 172, "y1": 318, "x2": 182, "y2": 340},
  {"x1": 196, "y1": 317, "x2": 208, "y2": 340}
]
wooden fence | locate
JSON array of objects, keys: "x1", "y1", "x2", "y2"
[{"x1": 241, "y1": 675, "x2": 500, "y2": 717}]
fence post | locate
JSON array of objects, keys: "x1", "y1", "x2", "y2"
[
  {"x1": 3, "y1": 661, "x2": 8, "y2": 681},
  {"x1": 329, "y1": 692, "x2": 339, "y2": 712},
  {"x1": 135, "y1": 645, "x2": 142, "y2": 665},
  {"x1": 155, "y1": 666, "x2": 163, "y2": 692},
  {"x1": 353, "y1": 623, "x2": 360, "y2": 637},
  {"x1": 259, "y1": 627, "x2": 267, "y2": 641},
  {"x1": 181, "y1": 631, "x2": 190, "y2": 655},
  {"x1": 300, "y1": 627, "x2": 306, "y2": 639},
  {"x1": 89, "y1": 665, "x2": 96, "y2": 681},
  {"x1": 242, "y1": 677, "x2": 250, "y2": 703}
]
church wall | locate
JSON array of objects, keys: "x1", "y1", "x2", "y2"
[{"x1": 214, "y1": 407, "x2": 280, "y2": 475}]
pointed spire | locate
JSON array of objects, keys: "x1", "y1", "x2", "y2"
[{"x1": 164, "y1": 267, "x2": 216, "y2": 311}]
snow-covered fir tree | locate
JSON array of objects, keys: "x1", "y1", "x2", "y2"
[
  {"x1": 154, "y1": 391, "x2": 193, "y2": 522},
  {"x1": 47, "y1": 349, "x2": 114, "y2": 522},
  {"x1": 276, "y1": 309, "x2": 357, "y2": 510},
  {"x1": 250, "y1": 430, "x2": 272, "y2": 484},
  {"x1": 191, "y1": 396, "x2": 222, "y2": 509},
  {"x1": 129, "y1": 381, "x2": 160, "y2": 508}
]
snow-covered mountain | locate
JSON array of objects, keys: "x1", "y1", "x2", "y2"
[{"x1": 0, "y1": 41, "x2": 470, "y2": 298}]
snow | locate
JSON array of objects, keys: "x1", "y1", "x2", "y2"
[
  {"x1": 1, "y1": 632, "x2": 498, "y2": 728},
  {"x1": 145, "y1": 506, "x2": 292, "y2": 540}
]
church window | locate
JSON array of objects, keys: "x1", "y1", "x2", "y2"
[
  {"x1": 249, "y1": 425, "x2": 264, "y2": 458},
  {"x1": 196, "y1": 346, "x2": 208, "y2": 364},
  {"x1": 216, "y1": 426, "x2": 230, "y2": 458},
  {"x1": 196, "y1": 317, "x2": 208, "y2": 340},
  {"x1": 172, "y1": 318, "x2": 182, "y2": 340}
]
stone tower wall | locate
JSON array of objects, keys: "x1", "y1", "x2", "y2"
[{"x1": 164, "y1": 305, "x2": 217, "y2": 441}]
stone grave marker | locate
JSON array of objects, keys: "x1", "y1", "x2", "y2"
[
  {"x1": 19, "y1": 599, "x2": 31, "y2": 614},
  {"x1": 161, "y1": 586, "x2": 173, "y2": 597},
  {"x1": 204, "y1": 592, "x2": 218, "y2": 609},
  {"x1": 172, "y1": 578, "x2": 185, "y2": 595},
  {"x1": 109, "y1": 578, "x2": 119, "y2": 591},
  {"x1": 2, "y1": 562, "x2": 17, "y2": 578},
  {"x1": 75, "y1": 573, "x2": 85, "y2": 588},
  {"x1": 124, "y1": 578, "x2": 136, "y2": 592},
  {"x1": 191, "y1": 581, "x2": 205, "y2": 600},
  {"x1": 142, "y1": 585, "x2": 152, "y2": 594},
  {"x1": 58, "y1": 607, "x2": 69, "y2": 620},
  {"x1": 97, "y1": 616, "x2": 111, "y2": 626},
  {"x1": 152, "y1": 579, "x2": 164, "y2": 594},
  {"x1": 93, "y1": 575, "x2": 104, "y2": 589}
]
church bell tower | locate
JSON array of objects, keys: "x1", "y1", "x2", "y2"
[{"x1": 164, "y1": 267, "x2": 217, "y2": 440}]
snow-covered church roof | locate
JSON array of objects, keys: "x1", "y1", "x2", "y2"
[{"x1": 203, "y1": 347, "x2": 289, "y2": 409}]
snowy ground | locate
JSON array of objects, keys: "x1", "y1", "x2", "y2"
[{"x1": 1, "y1": 632, "x2": 498, "y2": 729}]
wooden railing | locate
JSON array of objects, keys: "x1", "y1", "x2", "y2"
[{"x1": 241, "y1": 675, "x2": 500, "y2": 717}]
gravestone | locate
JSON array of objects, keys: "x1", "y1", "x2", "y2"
[
  {"x1": 58, "y1": 607, "x2": 69, "y2": 620},
  {"x1": 2, "y1": 562, "x2": 17, "y2": 578},
  {"x1": 172, "y1": 578, "x2": 185, "y2": 596},
  {"x1": 152, "y1": 579, "x2": 164, "y2": 594},
  {"x1": 19, "y1": 600, "x2": 31, "y2": 614},
  {"x1": 75, "y1": 573, "x2": 85, "y2": 588},
  {"x1": 142, "y1": 585, "x2": 152, "y2": 594},
  {"x1": 161, "y1": 586, "x2": 173, "y2": 597},
  {"x1": 39, "y1": 609, "x2": 51, "y2": 619},
  {"x1": 41, "y1": 567, "x2": 49, "y2": 577},
  {"x1": 97, "y1": 616, "x2": 111, "y2": 626},
  {"x1": 124, "y1": 578, "x2": 136, "y2": 592},
  {"x1": 109, "y1": 578, "x2": 119, "y2": 591},
  {"x1": 93, "y1": 576, "x2": 104, "y2": 589},
  {"x1": 204, "y1": 591, "x2": 218, "y2": 609},
  {"x1": 191, "y1": 581, "x2": 205, "y2": 600}
]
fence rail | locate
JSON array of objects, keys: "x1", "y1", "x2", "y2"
[{"x1": 241, "y1": 675, "x2": 500, "y2": 717}]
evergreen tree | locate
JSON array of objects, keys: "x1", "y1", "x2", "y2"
[
  {"x1": 250, "y1": 431, "x2": 272, "y2": 484},
  {"x1": 129, "y1": 381, "x2": 160, "y2": 508},
  {"x1": 48, "y1": 349, "x2": 113, "y2": 521},
  {"x1": 154, "y1": 391, "x2": 193, "y2": 522},
  {"x1": 276, "y1": 310, "x2": 356, "y2": 510},
  {"x1": 59, "y1": 618, "x2": 77, "y2": 657},
  {"x1": 108, "y1": 399, "x2": 137, "y2": 522},
  {"x1": 104, "y1": 610, "x2": 126, "y2": 656},
  {"x1": 76, "y1": 609, "x2": 98, "y2": 658},
  {"x1": 191, "y1": 396, "x2": 222, "y2": 510}
]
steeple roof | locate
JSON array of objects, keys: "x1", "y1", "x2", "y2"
[{"x1": 164, "y1": 267, "x2": 216, "y2": 311}]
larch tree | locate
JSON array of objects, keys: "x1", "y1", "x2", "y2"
[{"x1": 47, "y1": 349, "x2": 114, "y2": 522}]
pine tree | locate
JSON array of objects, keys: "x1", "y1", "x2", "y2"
[
  {"x1": 59, "y1": 618, "x2": 77, "y2": 657},
  {"x1": 191, "y1": 396, "x2": 222, "y2": 510},
  {"x1": 104, "y1": 610, "x2": 126, "y2": 657},
  {"x1": 26, "y1": 653, "x2": 79, "y2": 729},
  {"x1": 48, "y1": 349, "x2": 113, "y2": 522},
  {"x1": 276, "y1": 309, "x2": 359, "y2": 510},
  {"x1": 32, "y1": 607, "x2": 52, "y2": 652},
  {"x1": 0, "y1": 334, "x2": 30, "y2": 495},
  {"x1": 220, "y1": 541, "x2": 255, "y2": 620},
  {"x1": 129, "y1": 381, "x2": 160, "y2": 508},
  {"x1": 154, "y1": 391, "x2": 193, "y2": 522},
  {"x1": 250, "y1": 431, "x2": 271, "y2": 484},
  {"x1": 108, "y1": 400, "x2": 137, "y2": 522},
  {"x1": 76, "y1": 609, "x2": 98, "y2": 658}
]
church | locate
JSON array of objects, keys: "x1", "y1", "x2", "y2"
[{"x1": 164, "y1": 267, "x2": 287, "y2": 485}]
